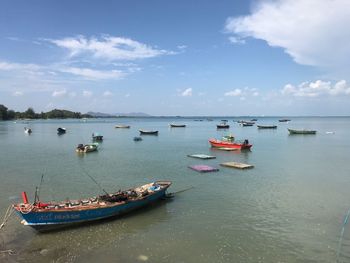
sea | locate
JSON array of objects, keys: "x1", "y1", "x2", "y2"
[{"x1": 0, "y1": 117, "x2": 350, "y2": 263}]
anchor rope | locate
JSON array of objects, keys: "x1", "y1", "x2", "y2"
[
  {"x1": 0, "y1": 205, "x2": 14, "y2": 230},
  {"x1": 336, "y1": 207, "x2": 350, "y2": 263}
]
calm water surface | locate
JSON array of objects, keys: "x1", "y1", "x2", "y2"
[{"x1": 0, "y1": 117, "x2": 350, "y2": 263}]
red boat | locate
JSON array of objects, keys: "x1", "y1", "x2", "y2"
[{"x1": 209, "y1": 138, "x2": 252, "y2": 150}]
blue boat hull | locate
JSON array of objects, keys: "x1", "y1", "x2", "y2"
[{"x1": 16, "y1": 188, "x2": 167, "y2": 231}]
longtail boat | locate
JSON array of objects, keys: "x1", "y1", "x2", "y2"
[
  {"x1": 13, "y1": 181, "x2": 171, "y2": 231},
  {"x1": 139, "y1": 130, "x2": 158, "y2": 135},
  {"x1": 209, "y1": 138, "x2": 252, "y2": 150},
  {"x1": 257, "y1": 125, "x2": 277, "y2": 129},
  {"x1": 169, "y1": 124, "x2": 186, "y2": 128},
  {"x1": 288, "y1": 128, "x2": 316, "y2": 135}
]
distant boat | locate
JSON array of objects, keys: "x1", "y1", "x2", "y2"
[
  {"x1": 279, "y1": 119, "x2": 290, "y2": 122},
  {"x1": 57, "y1": 127, "x2": 66, "y2": 134},
  {"x1": 257, "y1": 125, "x2": 277, "y2": 129},
  {"x1": 217, "y1": 121, "x2": 230, "y2": 129},
  {"x1": 76, "y1": 143, "x2": 98, "y2": 153},
  {"x1": 13, "y1": 181, "x2": 171, "y2": 231},
  {"x1": 115, "y1": 125, "x2": 130, "y2": 128},
  {"x1": 169, "y1": 123, "x2": 186, "y2": 128},
  {"x1": 241, "y1": 122, "x2": 254, "y2": 127},
  {"x1": 24, "y1": 127, "x2": 32, "y2": 134},
  {"x1": 139, "y1": 130, "x2": 158, "y2": 135},
  {"x1": 251, "y1": 119, "x2": 258, "y2": 121},
  {"x1": 209, "y1": 138, "x2": 252, "y2": 150},
  {"x1": 288, "y1": 128, "x2": 316, "y2": 135},
  {"x1": 92, "y1": 133, "x2": 103, "y2": 141},
  {"x1": 133, "y1": 136, "x2": 142, "y2": 141}
]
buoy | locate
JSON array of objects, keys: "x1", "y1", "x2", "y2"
[{"x1": 21, "y1": 192, "x2": 29, "y2": 204}]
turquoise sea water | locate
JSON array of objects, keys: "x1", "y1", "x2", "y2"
[{"x1": 0, "y1": 117, "x2": 350, "y2": 263}]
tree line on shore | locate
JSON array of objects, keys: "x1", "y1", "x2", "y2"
[{"x1": 0, "y1": 104, "x2": 92, "y2": 120}]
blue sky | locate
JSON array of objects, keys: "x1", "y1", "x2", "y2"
[{"x1": 1, "y1": 0, "x2": 350, "y2": 116}]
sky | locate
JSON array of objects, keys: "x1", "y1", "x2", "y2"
[{"x1": 0, "y1": 0, "x2": 350, "y2": 116}]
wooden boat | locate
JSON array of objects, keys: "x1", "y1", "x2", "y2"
[
  {"x1": 169, "y1": 124, "x2": 186, "y2": 128},
  {"x1": 217, "y1": 121, "x2": 230, "y2": 129},
  {"x1": 24, "y1": 127, "x2": 32, "y2": 134},
  {"x1": 257, "y1": 125, "x2": 277, "y2": 129},
  {"x1": 209, "y1": 138, "x2": 252, "y2": 150},
  {"x1": 115, "y1": 125, "x2": 130, "y2": 128},
  {"x1": 13, "y1": 181, "x2": 171, "y2": 231},
  {"x1": 57, "y1": 127, "x2": 66, "y2": 134},
  {"x1": 288, "y1": 128, "x2": 316, "y2": 135},
  {"x1": 133, "y1": 136, "x2": 142, "y2": 141},
  {"x1": 279, "y1": 119, "x2": 290, "y2": 122},
  {"x1": 139, "y1": 130, "x2": 158, "y2": 135},
  {"x1": 76, "y1": 143, "x2": 98, "y2": 153},
  {"x1": 92, "y1": 133, "x2": 103, "y2": 141}
]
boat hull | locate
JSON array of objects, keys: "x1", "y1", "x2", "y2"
[
  {"x1": 209, "y1": 139, "x2": 252, "y2": 150},
  {"x1": 139, "y1": 130, "x2": 158, "y2": 135},
  {"x1": 288, "y1": 129, "x2": 316, "y2": 135},
  {"x1": 15, "y1": 184, "x2": 170, "y2": 231},
  {"x1": 257, "y1": 125, "x2": 277, "y2": 129}
]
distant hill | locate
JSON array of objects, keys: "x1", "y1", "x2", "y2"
[{"x1": 87, "y1": 111, "x2": 151, "y2": 117}]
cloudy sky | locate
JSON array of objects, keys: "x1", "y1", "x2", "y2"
[{"x1": 1, "y1": 0, "x2": 350, "y2": 116}]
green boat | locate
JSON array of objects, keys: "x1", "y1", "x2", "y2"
[{"x1": 288, "y1": 128, "x2": 317, "y2": 135}]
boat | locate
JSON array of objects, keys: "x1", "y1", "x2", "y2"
[
  {"x1": 257, "y1": 125, "x2": 277, "y2": 129},
  {"x1": 57, "y1": 127, "x2": 66, "y2": 134},
  {"x1": 169, "y1": 124, "x2": 186, "y2": 128},
  {"x1": 217, "y1": 121, "x2": 230, "y2": 129},
  {"x1": 251, "y1": 119, "x2": 258, "y2": 121},
  {"x1": 92, "y1": 133, "x2": 103, "y2": 141},
  {"x1": 24, "y1": 127, "x2": 32, "y2": 134},
  {"x1": 13, "y1": 181, "x2": 171, "y2": 231},
  {"x1": 241, "y1": 122, "x2": 254, "y2": 127},
  {"x1": 139, "y1": 130, "x2": 158, "y2": 135},
  {"x1": 209, "y1": 138, "x2": 252, "y2": 150},
  {"x1": 115, "y1": 125, "x2": 130, "y2": 128},
  {"x1": 288, "y1": 128, "x2": 316, "y2": 135},
  {"x1": 279, "y1": 119, "x2": 290, "y2": 122},
  {"x1": 133, "y1": 136, "x2": 142, "y2": 141},
  {"x1": 76, "y1": 143, "x2": 98, "y2": 153}
]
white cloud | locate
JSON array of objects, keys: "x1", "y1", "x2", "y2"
[
  {"x1": 60, "y1": 67, "x2": 124, "y2": 80},
  {"x1": 177, "y1": 45, "x2": 187, "y2": 50},
  {"x1": 225, "y1": 0, "x2": 350, "y2": 69},
  {"x1": 52, "y1": 89, "x2": 67, "y2": 98},
  {"x1": 281, "y1": 80, "x2": 350, "y2": 97},
  {"x1": 181, "y1": 88, "x2": 192, "y2": 97},
  {"x1": 103, "y1": 90, "x2": 113, "y2": 97},
  {"x1": 228, "y1": 36, "x2": 245, "y2": 44},
  {"x1": 0, "y1": 61, "x2": 41, "y2": 71},
  {"x1": 83, "y1": 90, "x2": 93, "y2": 97},
  {"x1": 224, "y1": 88, "x2": 242, "y2": 96},
  {"x1": 49, "y1": 35, "x2": 173, "y2": 61},
  {"x1": 13, "y1": 91, "x2": 23, "y2": 96}
]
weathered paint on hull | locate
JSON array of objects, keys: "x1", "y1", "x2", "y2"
[{"x1": 16, "y1": 189, "x2": 167, "y2": 231}]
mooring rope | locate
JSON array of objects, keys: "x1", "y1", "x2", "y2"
[
  {"x1": 336, "y1": 207, "x2": 350, "y2": 263},
  {"x1": 166, "y1": 186, "x2": 194, "y2": 198},
  {"x1": 0, "y1": 205, "x2": 14, "y2": 230}
]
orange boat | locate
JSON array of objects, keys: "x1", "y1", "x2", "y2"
[{"x1": 209, "y1": 138, "x2": 252, "y2": 150}]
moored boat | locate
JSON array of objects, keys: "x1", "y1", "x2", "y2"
[
  {"x1": 217, "y1": 121, "x2": 230, "y2": 129},
  {"x1": 133, "y1": 136, "x2": 142, "y2": 141},
  {"x1": 76, "y1": 143, "x2": 98, "y2": 153},
  {"x1": 57, "y1": 127, "x2": 67, "y2": 134},
  {"x1": 92, "y1": 133, "x2": 103, "y2": 141},
  {"x1": 24, "y1": 127, "x2": 32, "y2": 134},
  {"x1": 139, "y1": 130, "x2": 158, "y2": 135},
  {"x1": 257, "y1": 125, "x2": 277, "y2": 129},
  {"x1": 209, "y1": 138, "x2": 252, "y2": 150},
  {"x1": 288, "y1": 128, "x2": 316, "y2": 135},
  {"x1": 241, "y1": 122, "x2": 254, "y2": 127},
  {"x1": 279, "y1": 119, "x2": 290, "y2": 122},
  {"x1": 115, "y1": 125, "x2": 130, "y2": 128},
  {"x1": 13, "y1": 181, "x2": 171, "y2": 231},
  {"x1": 169, "y1": 123, "x2": 186, "y2": 128}
]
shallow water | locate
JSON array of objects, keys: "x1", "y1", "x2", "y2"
[{"x1": 0, "y1": 117, "x2": 350, "y2": 262}]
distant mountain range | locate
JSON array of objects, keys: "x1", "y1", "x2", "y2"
[{"x1": 86, "y1": 111, "x2": 151, "y2": 117}]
